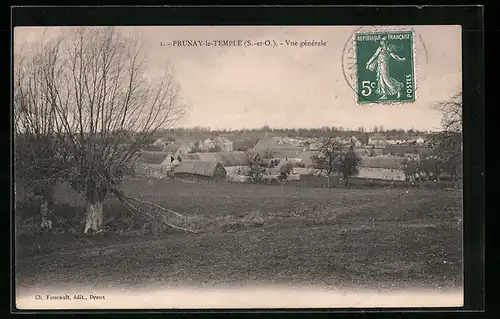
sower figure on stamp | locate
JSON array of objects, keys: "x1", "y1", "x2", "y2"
[{"x1": 365, "y1": 36, "x2": 406, "y2": 100}]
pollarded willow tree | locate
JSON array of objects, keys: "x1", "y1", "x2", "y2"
[
  {"x1": 14, "y1": 36, "x2": 70, "y2": 230},
  {"x1": 15, "y1": 27, "x2": 188, "y2": 234}
]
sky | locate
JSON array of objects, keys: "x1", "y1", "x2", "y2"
[{"x1": 14, "y1": 25, "x2": 462, "y2": 131}]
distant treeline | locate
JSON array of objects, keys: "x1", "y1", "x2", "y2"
[{"x1": 153, "y1": 126, "x2": 428, "y2": 143}]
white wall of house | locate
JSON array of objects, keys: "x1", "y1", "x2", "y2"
[
  {"x1": 219, "y1": 142, "x2": 233, "y2": 152},
  {"x1": 153, "y1": 139, "x2": 166, "y2": 147},
  {"x1": 227, "y1": 174, "x2": 250, "y2": 183},
  {"x1": 293, "y1": 167, "x2": 315, "y2": 175},
  {"x1": 368, "y1": 138, "x2": 387, "y2": 146},
  {"x1": 201, "y1": 139, "x2": 215, "y2": 151},
  {"x1": 225, "y1": 165, "x2": 251, "y2": 176},
  {"x1": 357, "y1": 167, "x2": 406, "y2": 181},
  {"x1": 134, "y1": 163, "x2": 171, "y2": 179}
]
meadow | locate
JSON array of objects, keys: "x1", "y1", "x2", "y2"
[{"x1": 15, "y1": 177, "x2": 463, "y2": 291}]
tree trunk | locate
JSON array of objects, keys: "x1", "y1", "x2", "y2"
[
  {"x1": 84, "y1": 201, "x2": 104, "y2": 234},
  {"x1": 40, "y1": 199, "x2": 53, "y2": 231}
]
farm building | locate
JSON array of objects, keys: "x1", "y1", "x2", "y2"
[
  {"x1": 382, "y1": 146, "x2": 433, "y2": 157},
  {"x1": 357, "y1": 167, "x2": 406, "y2": 181},
  {"x1": 134, "y1": 151, "x2": 175, "y2": 179},
  {"x1": 358, "y1": 156, "x2": 406, "y2": 181},
  {"x1": 219, "y1": 150, "x2": 260, "y2": 166},
  {"x1": 214, "y1": 136, "x2": 234, "y2": 152},
  {"x1": 253, "y1": 137, "x2": 302, "y2": 154},
  {"x1": 270, "y1": 149, "x2": 302, "y2": 159},
  {"x1": 184, "y1": 152, "x2": 219, "y2": 162},
  {"x1": 408, "y1": 136, "x2": 426, "y2": 146},
  {"x1": 185, "y1": 151, "x2": 259, "y2": 165},
  {"x1": 253, "y1": 136, "x2": 277, "y2": 151},
  {"x1": 368, "y1": 133, "x2": 387, "y2": 147},
  {"x1": 185, "y1": 151, "x2": 261, "y2": 178},
  {"x1": 266, "y1": 150, "x2": 302, "y2": 170},
  {"x1": 172, "y1": 160, "x2": 227, "y2": 182},
  {"x1": 297, "y1": 151, "x2": 320, "y2": 168}
]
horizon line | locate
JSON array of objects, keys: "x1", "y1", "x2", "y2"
[{"x1": 164, "y1": 126, "x2": 437, "y2": 132}]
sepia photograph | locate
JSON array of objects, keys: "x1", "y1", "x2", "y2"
[{"x1": 13, "y1": 25, "x2": 464, "y2": 309}]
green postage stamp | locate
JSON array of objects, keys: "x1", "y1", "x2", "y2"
[{"x1": 355, "y1": 30, "x2": 415, "y2": 104}]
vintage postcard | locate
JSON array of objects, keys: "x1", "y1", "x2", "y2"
[{"x1": 14, "y1": 25, "x2": 463, "y2": 309}]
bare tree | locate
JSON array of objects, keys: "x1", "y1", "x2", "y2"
[
  {"x1": 336, "y1": 145, "x2": 362, "y2": 186},
  {"x1": 15, "y1": 27, "x2": 187, "y2": 234},
  {"x1": 429, "y1": 91, "x2": 463, "y2": 186},
  {"x1": 312, "y1": 137, "x2": 342, "y2": 189},
  {"x1": 14, "y1": 36, "x2": 70, "y2": 231},
  {"x1": 436, "y1": 92, "x2": 462, "y2": 134},
  {"x1": 242, "y1": 150, "x2": 264, "y2": 183}
]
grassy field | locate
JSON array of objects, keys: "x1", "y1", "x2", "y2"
[{"x1": 15, "y1": 177, "x2": 463, "y2": 291}]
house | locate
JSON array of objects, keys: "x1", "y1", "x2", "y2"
[
  {"x1": 233, "y1": 139, "x2": 259, "y2": 151},
  {"x1": 201, "y1": 138, "x2": 215, "y2": 151},
  {"x1": 292, "y1": 151, "x2": 320, "y2": 175},
  {"x1": 309, "y1": 142, "x2": 322, "y2": 150},
  {"x1": 254, "y1": 137, "x2": 303, "y2": 158},
  {"x1": 153, "y1": 138, "x2": 167, "y2": 149},
  {"x1": 172, "y1": 160, "x2": 227, "y2": 182},
  {"x1": 386, "y1": 139, "x2": 408, "y2": 145},
  {"x1": 134, "y1": 151, "x2": 173, "y2": 179},
  {"x1": 301, "y1": 141, "x2": 311, "y2": 151},
  {"x1": 214, "y1": 136, "x2": 234, "y2": 152},
  {"x1": 415, "y1": 137, "x2": 426, "y2": 146},
  {"x1": 173, "y1": 138, "x2": 196, "y2": 152},
  {"x1": 220, "y1": 151, "x2": 260, "y2": 177},
  {"x1": 368, "y1": 133, "x2": 387, "y2": 147},
  {"x1": 357, "y1": 155, "x2": 406, "y2": 181},
  {"x1": 265, "y1": 148, "x2": 302, "y2": 169},
  {"x1": 173, "y1": 145, "x2": 190, "y2": 162},
  {"x1": 253, "y1": 136, "x2": 280, "y2": 151},
  {"x1": 407, "y1": 136, "x2": 425, "y2": 146},
  {"x1": 218, "y1": 150, "x2": 260, "y2": 166}
]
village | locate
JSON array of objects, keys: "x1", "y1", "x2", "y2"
[{"x1": 133, "y1": 129, "x2": 436, "y2": 185}]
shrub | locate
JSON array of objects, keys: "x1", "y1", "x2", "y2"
[{"x1": 246, "y1": 166, "x2": 264, "y2": 183}]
